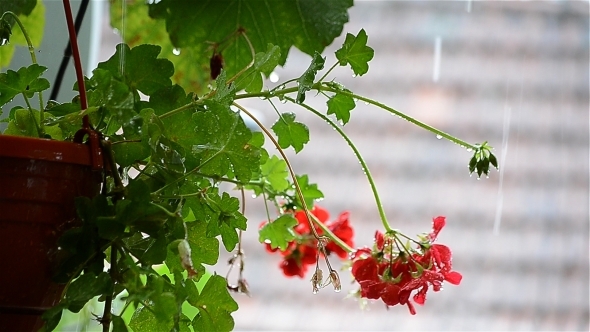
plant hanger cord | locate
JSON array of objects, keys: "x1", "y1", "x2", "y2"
[
  {"x1": 61, "y1": 0, "x2": 88, "y2": 115},
  {"x1": 50, "y1": 0, "x2": 90, "y2": 101}
]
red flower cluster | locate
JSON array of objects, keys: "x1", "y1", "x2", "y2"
[
  {"x1": 262, "y1": 205, "x2": 354, "y2": 278},
  {"x1": 351, "y1": 216, "x2": 462, "y2": 314}
]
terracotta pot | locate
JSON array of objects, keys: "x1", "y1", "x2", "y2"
[{"x1": 0, "y1": 135, "x2": 102, "y2": 331}]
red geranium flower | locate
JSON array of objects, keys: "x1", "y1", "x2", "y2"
[
  {"x1": 351, "y1": 216, "x2": 462, "y2": 314},
  {"x1": 263, "y1": 205, "x2": 355, "y2": 278}
]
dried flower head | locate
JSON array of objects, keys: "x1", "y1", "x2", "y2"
[
  {"x1": 329, "y1": 269, "x2": 341, "y2": 292},
  {"x1": 311, "y1": 268, "x2": 323, "y2": 294}
]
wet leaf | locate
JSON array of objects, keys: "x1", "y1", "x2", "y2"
[
  {"x1": 191, "y1": 275, "x2": 238, "y2": 332},
  {"x1": 97, "y1": 43, "x2": 174, "y2": 95},
  {"x1": 327, "y1": 92, "x2": 356, "y2": 124},
  {"x1": 335, "y1": 29, "x2": 374, "y2": 76},
  {"x1": 296, "y1": 52, "x2": 325, "y2": 103},
  {"x1": 259, "y1": 214, "x2": 297, "y2": 251},
  {"x1": 271, "y1": 112, "x2": 309, "y2": 153},
  {"x1": 260, "y1": 155, "x2": 290, "y2": 192},
  {"x1": 192, "y1": 102, "x2": 260, "y2": 182},
  {"x1": 0, "y1": 63, "x2": 49, "y2": 106}
]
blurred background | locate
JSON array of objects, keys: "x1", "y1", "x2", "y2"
[{"x1": 8, "y1": 0, "x2": 589, "y2": 331}]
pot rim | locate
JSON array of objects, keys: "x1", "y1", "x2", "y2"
[{"x1": 0, "y1": 135, "x2": 92, "y2": 166}]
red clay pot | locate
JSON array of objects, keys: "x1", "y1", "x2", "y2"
[{"x1": 0, "y1": 135, "x2": 102, "y2": 331}]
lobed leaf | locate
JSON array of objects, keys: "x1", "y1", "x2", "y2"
[
  {"x1": 271, "y1": 112, "x2": 309, "y2": 153},
  {"x1": 327, "y1": 92, "x2": 356, "y2": 124},
  {"x1": 335, "y1": 29, "x2": 374, "y2": 76},
  {"x1": 258, "y1": 214, "x2": 298, "y2": 251}
]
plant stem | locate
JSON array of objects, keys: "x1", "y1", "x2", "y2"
[
  {"x1": 320, "y1": 84, "x2": 477, "y2": 150},
  {"x1": 317, "y1": 62, "x2": 338, "y2": 84},
  {"x1": 158, "y1": 102, "x2": 198, "y2": 120},
  {"x1": 233, "y1": 102, "x2": 326, "y2": 242},
  {"x1": 285, "y1": 96, "x2": 393, "y2": 233},
  {"x1": 102, "y1": 245, "x2": 117, "y2": 332},
  {"x1": 1, "y1": 11, "x2": 45, "y2": 136},
  {"x1": 22, "y1": 94, "x2": 42, "y2": 137},
  {"x1": 236, "y1": 83, "x2": 477, "y2": 150}
]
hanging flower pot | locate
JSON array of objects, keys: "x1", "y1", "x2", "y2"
[{"x1": 0, "y1": 135, "x2": 102, "y2": 331}]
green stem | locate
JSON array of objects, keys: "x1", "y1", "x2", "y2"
[
  {"x1": 232, "y1": 102, "x2": 320, "y2": 239},
  {"x1": 320, "y1": 84, "x2": 477, "y2": 150},
  {"x1": 2, "y1": 11, "x2": 45, "y2": 136},
  {"x1": 285, "y1": 96, "x2": 392, "y2": 233},
  {"x1": 22, "y1": 94, "x2": 42, "y2": 137},
  {"x1": 317, "y1": 62, "x2": 338, "y2": 84},
  {"x1": 236, "y1": 83, "x2": 476, "y2": 150},
  {"x1": 158, "y1": 102, "x2": 198, "y2": 120}
]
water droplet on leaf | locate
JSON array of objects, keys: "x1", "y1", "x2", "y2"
[
  {"x1": 172, "y1": 48, "x2": 181, "y2": 56},
  {"x1": 436, "y1": 134, "x2": 442, "y2": 140}
]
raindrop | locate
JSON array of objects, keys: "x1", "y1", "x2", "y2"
[
  {"x1": 280, "y1": 99, "x2": 287, "y2": 104},
  {"x1": 466, "y1": 148, "x2": 473, "y2": 152},
  {"x1": 364, "y1": 101, "x2": 369, "y2": 105},
  {"x1": 269, "y1": 71, "x2": 279, "y2": 83},
  {"x1": 436, "y1": 134, "x2": 442, "y2": 140},
  {"x1": 0, "y1": 38, "x2": 8, "y2": 46},
  {"x1": 351, "y1": 74, "x2": 357, "y2": 78},
  {"x1": 172, "y1": 48, "x2": 181, "y2": 56}
]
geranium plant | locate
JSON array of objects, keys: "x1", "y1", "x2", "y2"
[{"x1": 0, "y1": 0, "x2": 498, "y2": 331}]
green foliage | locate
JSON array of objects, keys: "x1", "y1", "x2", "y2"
[
  {"x1": 327, "y1": 92, "x2": 356, "y2": 125},
  {"x1": 271, "y1": 112, "x2": 310, "y2": 153},
  {"x1": 111, "y1": 0, "x2": 352, "y2": 93},
  {"x1": 296, "y1": 52, "x2": 325, "y2": 103},
  {"x1": 97, "y1": 43, "x2": 174, "y2": 95},
  {"x1": 0, "y1": 0, "x2": 44, "y2": 69},
  {"x1": 260, "y1": 155, "x2": 290, "y2": 192},
  {"x1": 192, "y1": 101, "x2": 261, "y2": 182},
  {"x1": 191, "y1": 275, "x2": 238, "y2": 332},
  {"x1": 259, "y1": 215, "x2": 298, "y2": 251},
  {"x1": 335, "y1": 29, "x2": 375, "y2": 76},
  {"x1": 0, "y1": 63, "x2": 49, "y2": 106}
]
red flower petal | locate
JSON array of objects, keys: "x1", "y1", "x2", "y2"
[
  {"x1": 359, "y1": 280, "x2": 386, "y2": 299},
  {"x1": 413, "y1": 286, "x2": 428, "y2": 305},
  {"x1": 280, "y1": 257, "x2": 307, "y2": 278},
  {"x1": 352, "y1": 257, "x2": 379, "y2": 282},
  {"x1": 374, "y1": 231, "x2": 385, "y2": 250},
  {"x1": 444, "y1": 271, "x2": 463, "y2": 285},
  {"x1": 380, "y1": 283, "x2": 401, "y2": 306},
  {"x1": 429, "y1": 216, "x2": 446, "y2": 241}
]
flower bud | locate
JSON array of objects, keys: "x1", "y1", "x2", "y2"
[{"x1": 311, "y1": 268, "x2": 323, "y2": 294}]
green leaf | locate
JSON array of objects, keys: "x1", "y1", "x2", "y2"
[
  {"x1": 327, "y1": 92, "x2": 356, "y2": 125},
  {"x1": 0, "y1": 64, "x2": 49, "y2": 106},
  {"x1": 97, "y1": 43, "x2": 174, "y2": 95},
  {"x1": 0, "y1": 1, "x2": 44, "y2": 69},
  {"x1": 165, "y1": 221, "x2": 219, "y2": 279},
  {"x1": 40, "y1": 302, "x2": 68, "y2": 332},
  {"x1": 258, "y1": 214, "x2": 297, "y2": 251},
  {"x1": 129, "y1": 303, "x2": 174, "y2": 332},
  {"x1": 113, "y1": 0, "x2": 352, "y2": 93},
  {"x1": 235, "y1": 44, "x2": 281, "y2": 93},
  {"x1": 296, "y1": 52, "x2": 325, "y2": 103},
  {"x1": 212, "y1": 71, "x2": 236, "y2": 107},
  {"x1": 335, "y1": 29, "x2": 375, "y2": 76},
  {"x1": 192, "y1": 103, "x2": 260, "y2": 182},
  {"x1": 205, "y1": 192, "x2": 247, "y2": 252},
  {"x1": 191, "y1": 275, "x2": 238, "y2": 332},
  {"x1": 260, "y1": 155, "x2": 289, "y2": 192},
  {"x1": 271, "y1": 112, "x2": 309, "y2": 153},
  {"x1": 293, "y1": 175, "x2": 324, "y2": 209},
  {"x1": 111, "y1": 315, "x2": 129, "y2": 332},
  {"x1": 66, "y1": 272, "x2": 113, "y2": 313},
  {"x1": 4, "y1": 108, "x2": 38, "y2": 137}
]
